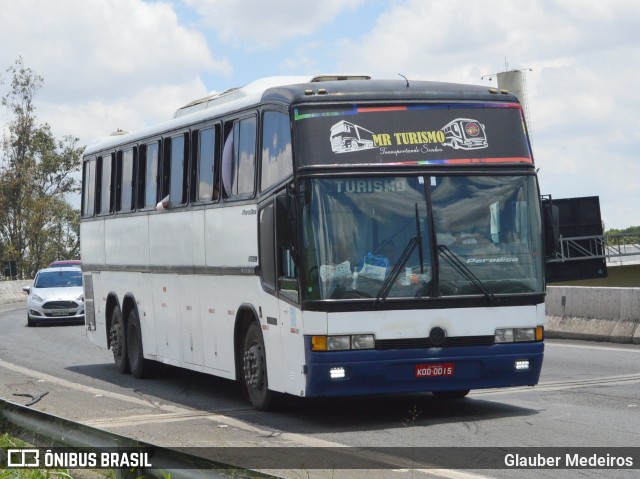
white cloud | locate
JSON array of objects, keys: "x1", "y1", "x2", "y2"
[
  {"x1": 1, "y1": 0, "x2": 638, "y2": 229},
  {"x1": 184, "y1": 0, "x2": 365, "y2": 49},
  {"x1": 0, "y1": 0, "x2": 225, "y2": 140},
  {"x1": 40, "y1": 77, "x2": 209, "y2": 144},
  {"x1": 331, "y1": 0, "x2": 639, "y2": 228}
]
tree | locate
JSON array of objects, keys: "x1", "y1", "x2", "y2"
[
  {"x1": 0, "y1": 57, "x2": 82, "y2": 278},
  {"x1": 605, "y1": 226, "x2": 640, "y2": 245}
]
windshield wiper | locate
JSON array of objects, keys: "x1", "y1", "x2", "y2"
[
  {"x1": 436, "y1": 245, "x2": 497, "y2": 305},
  {"x1": 375, "y1": 204, "x2": 423, "y2": 305}
]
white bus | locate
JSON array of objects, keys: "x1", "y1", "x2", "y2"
[{"x1": 81, "y1": 75, "x2": 548, "y2": 410}]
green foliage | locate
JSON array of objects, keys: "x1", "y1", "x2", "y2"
[
  {"x1": 605, "y1": 226, "x2": 640, "y2": 236},
  {"x1": 605, "y1": 226, "x2": 640, "y2": 245},
  {"x1": 0, "y1": 57, "x2": 82, "y2": 278}
]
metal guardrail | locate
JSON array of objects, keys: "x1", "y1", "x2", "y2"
[
  {"x1": 0, "y1": 397, "x2": 275, "y2": 478},
  {"x1": 547, "y1": 234, "x2": 640, "y2": 264},
  {"x1": 605, "y1": 234, "x2": 640, "y2": 261}
]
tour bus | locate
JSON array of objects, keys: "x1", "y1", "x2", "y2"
[{"x1": 81, "y1": 75, "x2": 548, "y2": 410}]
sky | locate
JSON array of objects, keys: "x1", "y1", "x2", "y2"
[{"x1": 0, "y1": 0, "x2": 638, "y2": 229}]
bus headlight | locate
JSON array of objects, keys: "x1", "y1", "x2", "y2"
[
  {"x1": 495, "y1": 327, "x2": 542, "y2": 343},
  {"x1": 312, "y1": 334, "x2": 376, "y2": 351},
  {"x1": 351, "y1": 334, "x2": 375, "y2": 350},
  {"x1": 514, "y1": 328, "x2": 536, "y2": 342},
  {"x1": 327, "y1": 336, "x2": 351, "y2": 351}
]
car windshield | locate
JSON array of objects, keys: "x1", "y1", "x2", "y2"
[
  {"x1": 301, "y1": 175, "x2": 543, "y2": 301},
  {"x1": 34, "y1": 270, "x2": 83, "y2": 288}
]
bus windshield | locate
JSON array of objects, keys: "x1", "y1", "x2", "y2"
[{"x1": 301, "y1": 175, "x2": 543, "y2": 301}]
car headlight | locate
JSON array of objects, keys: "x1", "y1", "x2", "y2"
[
  {"x1": 31, "y1": 294, "x2": 44, "y2": 303},
  {"x1": 76, "y1": 294, "x2": 84, "y2": 302}
]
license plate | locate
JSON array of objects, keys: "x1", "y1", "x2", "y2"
[
  {"x1": 415, "y1": 363, "x2": 455, "y2": 378},
  {"x1": 51, "y1": 310, "x2": 70, "y2": 316}
]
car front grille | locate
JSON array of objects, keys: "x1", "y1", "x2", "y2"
[{"x1": 43, "y1": 301, "x2": 79, "y2": 310}]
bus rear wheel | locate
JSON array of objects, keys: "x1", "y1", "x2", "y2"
[
  {"x1": 242, "y1": 322, "x2": 273, "y2": 411},
  {"x1": 110, "y1": 306, "x2": 130, "y2": 374},
  {"x1": 127, "y1": 308, "x2": 151, "y2": 379}
]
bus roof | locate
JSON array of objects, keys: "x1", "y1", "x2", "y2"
[{"x1": 83, "y1": 75, "x2": 519, "y2": 156}]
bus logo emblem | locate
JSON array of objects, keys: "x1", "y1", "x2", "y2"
[
  {"x1": 465, "y1": 122, "x2": 480, "y2": 137},
  {"x1": 429, "y1": 327, "x2": 447, "y2": 347}
]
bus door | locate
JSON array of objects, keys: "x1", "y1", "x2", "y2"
[
  {"x1": 275, "y1": 193, "x2": 305, "y2": 394},
  {"x1": 258, "y1": 193, "x2": 304, "y2": 393}
]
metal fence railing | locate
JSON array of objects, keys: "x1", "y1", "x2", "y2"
[{"x1": 1, "y1": 398, "x2": 274, "y2": 479}]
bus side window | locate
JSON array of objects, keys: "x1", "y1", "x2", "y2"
[
  {"x1": 195, "y1": 126, "x2": 218, "y2": 202},
  {"x1": 116, "y1": 148, "x2": 135, "y2": 212},
  {"x1": 261, "y1": 111, "x2": 293, "y2": 193},
  {"x1": 166, "y1": 133, "x2": 189, "y2": 206},
  {"x1": 81, "y1": 158, "x2": 96, "y2": 217},
  {"x1": 96, "y1": 153, "x2": 114, "y2": 215},
  {"x1": 142, "y1": 141, "x2": 160, "y2": 209},
  {"x1": 222, "y1": 116, "x2": 256, "y2": 199},
  {"x1": 258, "y1": 201, "x2": 276, "y2": 293}
]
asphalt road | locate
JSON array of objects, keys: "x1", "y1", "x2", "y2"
[{"x1": 1, "y1": 302, "x2": 639, "y2": 479}]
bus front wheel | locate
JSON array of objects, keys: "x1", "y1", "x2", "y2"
[
  {"x1": 242, "y1": 322, "x2": 273, "y2": 411},
  {"x1": 110, "y1": 306, "x2": 130, "y2": 374}
]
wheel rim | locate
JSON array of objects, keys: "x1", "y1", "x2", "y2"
[{"x1": 243, "y1": 342, "x2": 265, "y2": 392}]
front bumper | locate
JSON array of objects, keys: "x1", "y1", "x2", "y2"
[
  {"x1": 304, "y1": 339, "x2": 544, "y2": 398},
  {"x1": 27, "y1": 301, "x2": 85, "y2": 324}
]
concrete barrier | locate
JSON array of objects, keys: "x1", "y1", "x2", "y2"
[
  {"x1": 0, "y1": 280, "x2": 32, "y2": 305},
  {"x1": 545, "y1": 286, "x2": 640, "y2": 344}
]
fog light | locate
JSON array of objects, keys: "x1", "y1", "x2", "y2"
[
  {"x1": 515, "y1": 360, "x2": 530, "y2": 370},
  {"x1": 330, "y1": 367, "x2": 346, "y2": 379}
]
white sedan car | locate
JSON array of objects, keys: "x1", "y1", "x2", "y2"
[{"x1": 23, "y1": 266, "x2": 85, "y2": 327}]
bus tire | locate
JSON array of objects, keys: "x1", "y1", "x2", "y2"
[
  {"x1": 432, "y1": 389, "x2": 470, "y2": 399},
  {"x1": 110, "y1": 306, "x2": 130, "y2": 374},
  {"x1": 126, "y1": 308, "x2": 151, "y2": 379},
  {"x1": 242, "y1": 322, "x2": 273, "y2": 411}
]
